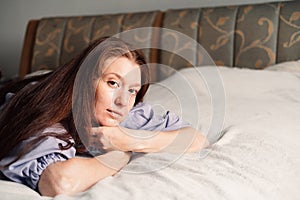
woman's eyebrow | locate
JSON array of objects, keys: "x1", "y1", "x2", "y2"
[
  {"x1": 102, "y1": 72, "x2": 122, "y2": 79},
  {"x1": 130, "y1": 83, "x2": 142, "y2": 88},
  {"x1": 102, "y1": 72, "x2": 141, "y2": 87}
]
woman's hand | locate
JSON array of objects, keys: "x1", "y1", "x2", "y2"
[{"x1": 90, "y1": 126, "x2": 146, "y2": 152}]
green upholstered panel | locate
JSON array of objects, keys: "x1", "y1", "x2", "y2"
[
  {"x1": 29, "y1": 1, "x2": 300, "y2": 76},
  {"x1": 160, "y1": 8, "x2": 201, "y2": 73},
  {"x1": 30, "y1": 11, "x2": 158, "y2": 73},
  {"x1": 91, "y1": 14, "x2": 124, "y2": 41},
  {"x1": 31, "y1": 18, "x2": 67, "y2": 71},
  {"x1": 234, "y1": 3, "x2": 280, "y2": 69},
  {"x1": 60, "y1": 17, "x2": 95, "y2": 65},
  {"x1": 120, "y1": 12, "x2": 159, "y2": 63},
  {"x1": 277, "y1": 1, "x2": 300, "y2": 63},
  {"x1": 159, "y1": 1, "x2": 300, "y2": 70},
  {"x1": 198, "y1": 6, "x2": 238, "y2": 67}
]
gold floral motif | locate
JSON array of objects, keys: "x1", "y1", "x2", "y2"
[
  {"x1": 91, "y1": 15, "x2": 124, "y2": 41},
  {"x1": 121, "y1": 13, "x2": 154, "y2": 44},
  {"x1": 63, "y1": 18, "x2": 95, "y2": 53},
  {"x1": 215, "y1": 60, "x2": 225, "y2": 66},
  {"x1": 34, "y1": 30, "x2": 60, "y2": 61},
  {"x1": 133, "y1": 30, "x2": 152, "y2": 43},
  {"x1": 283, "y1": 31, "x2": 300, "y2": 48},
  {"x1": 210, "y1": 35, "x2": 230, "y2": 51},
  {"x1": 35, "y1": 29, "x2": 62, "y2": 46},
  {"x1": 216, "y1": 16, "x2": 230, "y2": 27},
  {"x1": 118, "y1": 13, "x2": 156, "y2": 60},
  {"x1": 289, "y1": 11, "x2": 300, "y2": 23},
  {"x1": 280, "y1": 12, "x2": 300, "y2": 29},
  {"x1": 45, "y1": 47, "x2": 55, "y2": 57},
  {"x1": 190, "y1": 21, "x2": 197, "y2": 30},
  {"x1": 117, "y1": 15, "x2": 123, "y2": 26},
  {"x1": 237, "y1": 6, "x2": 253, "y2": 23},
  {"x1": 280, "y1": 10, "x2": 300, "y2": 48},
  {"x1": 35, "y1": 22, "x2": 63, "y2": 58},
  {"x1": 204, "y1": 12, "x2": 230, "y2": 34},
  {"x1": 160, "y1": 10, "x2": 199, "y2": 68},
  {"x1": 29, "y1": 2, "x2": 300, "y2": 74},
  {"x1": 200, "y1": 8, "x2": 235, "y2": 66},
  {"x1": 258, "y1": 17, "x2": 274, "y2": 43},
  {"x1": 179, "y1": 10, "x2": 187, "y2": 18},
  {"x1": 162, "y1": 30, "x2": 195, "y2": 67},
  {"x1": 235, "y1": 17, "x2": 276, "y2": 68},
  {"x1": 168, "y1": 10, "x2": 198, "y2": 31},
  {"x1": 122, "y1": 13, "x2": 152, "y2": 30},
  {"x1": 202, "y1": 9, "x2": 234, "y2": 51},
  {"x1": 170, "y1": 11, "x2": 187, "y2": 27},
  {"x1": 93, "y1": 25, "x2": 111, "y2": 39},
  {"x1": 31, "y1": 19, "x2": 67, "y2": 70}
]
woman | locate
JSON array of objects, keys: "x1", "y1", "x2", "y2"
[{"x1": 0, "y1": 37, "x2": 208, "y2": 197}]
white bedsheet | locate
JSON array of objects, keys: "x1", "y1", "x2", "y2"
[{"x1": 1, "y1": 66, "x2": 300, "y2": 200}]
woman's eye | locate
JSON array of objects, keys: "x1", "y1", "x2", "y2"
[
  {"x1": 107, "y1": 81, "x2": 119, "y2": 88},
  {"x1": 128, "y1": 88, "x2": 138, "y2": 95}
]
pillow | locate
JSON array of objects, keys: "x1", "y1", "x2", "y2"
[
  {"x1": 264, "y1": 60, "x2": 300, "y2": 73},
  {"x1": 24, "y1": 70, "x2": 52, "y2": 79}
]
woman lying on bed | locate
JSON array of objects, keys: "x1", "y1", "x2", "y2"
[{"x1": 0, "y1": 37, "x2": 209, "y2": 197}]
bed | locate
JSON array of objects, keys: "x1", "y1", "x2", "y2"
[{"x1": 1, "y1": 1, "x2": 300, "y2": 199}]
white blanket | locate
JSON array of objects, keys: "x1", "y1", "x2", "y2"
[{"x1": 1, "y1": 66, "x2": 300, "y2": 200}]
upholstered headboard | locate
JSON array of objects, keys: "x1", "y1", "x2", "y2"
[{"x1": 19, "y1": 1, "x2": 300, "y2": 80}]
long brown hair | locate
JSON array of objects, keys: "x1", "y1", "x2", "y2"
[{"x1": 0, "y1": 37, "x2": 149, "y2": 164}]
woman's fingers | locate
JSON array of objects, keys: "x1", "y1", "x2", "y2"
[
  {"x1": 100, "y1": 134, "x2": 115, "y2": 151},
  {"x1": 89, "y1": 126, "x2": 135, "y2": 152},
  {"x1": 89, "y1": 126, "x2": 118, "y2": 151},
  {"x1": 90, "y1": 126, "x2": 103, "y2": 135},
  {"x1": 87, "y1": 127, "x2": 108, "y2": 153}
]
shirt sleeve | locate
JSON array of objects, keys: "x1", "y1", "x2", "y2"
[
  {"x1": 0, "y1": 136, "x2": 76, "y2": 190},
  {"x1": 120, "y1": 102, "x2": 191, "y2": 131}
]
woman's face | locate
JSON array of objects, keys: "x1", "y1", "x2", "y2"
[{"x1": 95, "y1": 57, "x2": 141, "y2": 126}]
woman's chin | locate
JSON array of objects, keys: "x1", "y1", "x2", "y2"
[{"x1": 100, "y1": 119, "x2": 121, "y2": 127}]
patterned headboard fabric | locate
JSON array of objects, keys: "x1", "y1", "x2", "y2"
[{"x1": 19, "y1": 1, "x2": 300, "y2": 81}]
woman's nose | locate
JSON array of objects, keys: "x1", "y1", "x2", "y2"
[{"x1": 114, "y1": 88, "x2": 129, "y2": 107}]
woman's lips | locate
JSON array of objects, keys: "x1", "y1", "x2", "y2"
[{"x1": 106, "y1": 109, "x2": 123, "y2": 119}]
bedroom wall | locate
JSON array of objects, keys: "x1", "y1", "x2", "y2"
[{"x1": 0, "y1": 0, "x2": 293, "y2": 79}]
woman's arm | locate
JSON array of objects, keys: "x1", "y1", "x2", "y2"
[
  {"x1": 93, "y1": 126, "x2": 209, "y2": 153},
  {"x1": 38, "y1": 151, "x2": 130, "y2": 197}
]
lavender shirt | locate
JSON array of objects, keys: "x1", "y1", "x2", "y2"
[{"x1": 0, "y1": 102, "x2": 190, "y2": 190}]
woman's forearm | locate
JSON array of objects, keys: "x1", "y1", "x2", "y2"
[
  {"x1": 38, "y1": 151, "x2": 130, "y2": 197},
  {"x1": 94, "y1": 126, "x2": 209, "y2": 154},
  {"x1": 133, "y1": 127, "x2": 209, "y2": 153}
]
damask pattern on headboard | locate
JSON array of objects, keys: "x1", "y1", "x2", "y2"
[
  {"x1": 160, "y1": 1, "x2": 300, "y2": 70},
  {"x1": 19, "y1": 1, "x2": 300, "y2": 80},
  {"x1": 30, "y1": 11, "x2": 160, "y2": 73},
  {"x1": 277, "y1": 2, "x2": 300, "y2": 63}
]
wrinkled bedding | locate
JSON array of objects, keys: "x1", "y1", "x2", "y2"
[{"x1": 1, "y1": 65, "x2": 300, "y2": 200}]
